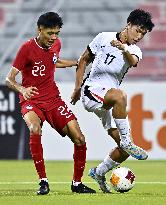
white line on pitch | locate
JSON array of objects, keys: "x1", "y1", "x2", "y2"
[{"x1": 0, "y1": 181, "x2": 166, "y2": 185}]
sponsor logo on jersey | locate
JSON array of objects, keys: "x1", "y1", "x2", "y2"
[
  {"x1": 26, "y1": 105, "x2": 33, "y2": 110},
  {"x1": 53, "y1": 53, "x2": 58, "y2": 64}
]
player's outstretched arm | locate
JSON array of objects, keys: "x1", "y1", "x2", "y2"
[
  {"x1": 71, "y1": 49, "x2": 93, "y2": 105},
  {"x1": 56, "y1": 59, "x2": 77, "y2": 68}
]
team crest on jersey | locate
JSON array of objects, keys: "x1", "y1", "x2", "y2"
[
  {"x1": 52, "y1": 53, "x2": 58, "y2": 64},
  {"x1": 26, "y1": 105, "x2": 33, "y2": 110}
]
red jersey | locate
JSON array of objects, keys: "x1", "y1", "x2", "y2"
[{"x1": 13, "y1": 38, "x2": 62, "y2": 111}]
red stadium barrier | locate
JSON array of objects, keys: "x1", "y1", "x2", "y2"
[
  {"x1": 0, "y1": 0, "x2": 15, "y2": 2},
  {"x1": 138, "y1": 30, "x2": 166, "y2": 50},
  {"x1": 127, "y1": 56, "x2": 166, "y2": 78},
  {"x1": 0, "y1": 8, "x2": 4, "y2": 25}
]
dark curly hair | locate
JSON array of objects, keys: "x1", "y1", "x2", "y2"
[
  {"x1": 37, "y1": 12, "x2": 63, "y2": 28},
  {"x1": 127, "y1": 9, "x2": 154, "y2": 32}
]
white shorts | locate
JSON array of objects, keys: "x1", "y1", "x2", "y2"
[{"x1": 81, "y1": 85, "x2": 116, "y2": 130}]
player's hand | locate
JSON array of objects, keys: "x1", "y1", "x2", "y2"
[
  {"x1": 21, "y1": 86, "x2": 39, "y2": 100},
  {"x1": 111, "y1": 40, "x2": 125, "y2": 51},
  {"x1": 71, "y1": 88, "x2": 81, "y2": 105}
]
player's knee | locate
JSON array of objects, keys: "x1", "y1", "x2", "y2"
[
  {"x1": 119, "y1": 90, "x2": 127, "y2": 105},
  {"x1": 105, "y1": 89, "x2": 127, "y2": 107},
  {"x1": 114, "y1": 90, "x2": 127, "y2": 106},
  {"x1": 29, "y1": 122, "x2": 41, "y2": 135},
  {"x1": 74, "y1": 134, "x2": 85, "y2": 146}
]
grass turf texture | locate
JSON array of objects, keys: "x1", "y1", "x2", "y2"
[{"x1": 0, "y1": 160, "x2": 165, "y2": 205}]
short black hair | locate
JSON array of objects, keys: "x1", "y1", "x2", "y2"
[
  {"x1": 37, "y1": 12, "x2": 63, "y2": 28},
  {"x1": 127, "y1": 9, "x2": 154, "y2": 32}
]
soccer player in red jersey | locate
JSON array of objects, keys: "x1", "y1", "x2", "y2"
[{"x1": 6, "y1": 12, "x2": 96, "y2": 195}]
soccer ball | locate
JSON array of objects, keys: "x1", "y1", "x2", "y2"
[{"x1": 110, "y1": 167, "x2": 136, "y2": 193}]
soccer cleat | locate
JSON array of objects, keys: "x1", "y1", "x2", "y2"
[
  {"x1": 37, "y1": 180, "x2": 50, "y2": 195},
  {"x1": 88, "y1": 168, "x2": 111, "y2": 193},
  {"x1": 120, "y1": 142, "x2": 148, "y2": 160},
  {"x1": 71, "y1": 182, "x2": 96, "y2": 193}
]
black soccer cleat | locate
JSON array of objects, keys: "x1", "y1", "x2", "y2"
[
  {"x1": 71, "y1": 182, "x2": 96, "y2": 193},
  {"x1": 37, "y1": 180, "x2": 50, "y2": 195}
]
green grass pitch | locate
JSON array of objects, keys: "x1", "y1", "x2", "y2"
[{"x1": 0, "y1": 160, "x2": 165, "y2": 205}]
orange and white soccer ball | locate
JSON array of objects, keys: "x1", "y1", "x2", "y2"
[{"x1": 110, "y1": 167, "x2": 136, "y2": 193}]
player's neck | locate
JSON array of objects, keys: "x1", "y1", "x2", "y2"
[
  {"x1": 36, "y1": 36, "x2": 49, "y2": 49},
  {"x1": 119, "y1": 30, "x2": 128, "y2": 44}
]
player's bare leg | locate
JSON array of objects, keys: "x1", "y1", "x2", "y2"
[
  {"x1": 103, "y1": 88, "x2": 148, "y2": 160},
  {"x1": 62, "y1": 119, "x2": 96, "y2": 193},
  {"x1": 24, "y1": 111, "x2": 49, "y2": 195}
]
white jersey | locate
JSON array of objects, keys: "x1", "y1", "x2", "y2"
[{"x1": 84, "y1": 32, "x2": 142, "y2": 89}]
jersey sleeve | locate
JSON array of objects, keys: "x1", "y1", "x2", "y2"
[
  {"x1": 55, "y1": 38, "x2": 61, "y2": 57},
  {"x1": 51, "y1": 38, "x2": 61, "y2": 57},
  {"x1": 12, "y1": 43, "x2": 29, "y2": 71},
  {"x1": 88, "y1": 32, "x2": 103, "y2": 55},
  {"x1": 128, "y1": 45, "x2": 142, "y2": 61}
]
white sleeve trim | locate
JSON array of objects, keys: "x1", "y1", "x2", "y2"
[{"x1": 12, "y1": 66, "x2": 20, "y2": 72}]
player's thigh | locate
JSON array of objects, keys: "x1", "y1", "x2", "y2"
[
  {"x1": 103, "y1": 88, "x2": 127, "y2": 109},
  {"x1": 20, "y1": 102, "x2": 45, "y2": 133},
  {"x1": 62, "y1": 119, "x2": 85, "y2": 145},
  {"x1": 23, "y1": 111, "x2": 42, "y2": 134},
  {"x1": 45, "y1": 101, "x2": 76, "y2": 137}
]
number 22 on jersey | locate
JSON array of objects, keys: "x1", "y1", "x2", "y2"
[{"x1": 32, "y1": 61, "x2": 46, "y2": 76}]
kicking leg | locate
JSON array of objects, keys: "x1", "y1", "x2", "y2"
[
  {"x1": 89, "y1": 128, "x2": 129, "y2": 193},
  {"x1": 103, "y1": 88, "x2": 148, "y2": 160}
]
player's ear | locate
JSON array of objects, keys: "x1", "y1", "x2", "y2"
[
  {"x1": 37, "y1": 25, "x2": 44, "y2": 34},
  {"x1": 126, "y1": 23, "x2": 133, "y2": 31},
  {"x1": 127, "y1": 22, "x2": 132, "y2": 28},
  {"x1": 38, "y1": 27, "x2": 41, "y2": 33},
  {"x1": 37, "y1": 29, "x2": 41, "y2": 38}
]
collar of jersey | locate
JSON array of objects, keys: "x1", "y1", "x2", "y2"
[
  {"x1": 34, "y1": 38, "x2": 51, "y2": 51},
  {"x1": 116, "y1": 32, "x2": 130, "y2": 46}
]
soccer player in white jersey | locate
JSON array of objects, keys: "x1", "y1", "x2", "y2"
[{"x1": 71, "y1": 9, "x2": 154, "y2": 193}]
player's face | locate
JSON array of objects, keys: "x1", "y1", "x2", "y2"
[
  {"x1": 126, "y1": 24, "x2": 147, "y2": 45},
  {"x1": 37, "y1": 26, "x2": 60, "y2": 48}
]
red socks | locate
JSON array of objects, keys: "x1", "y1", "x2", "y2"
[
  {"x1": 29, "y1": 134, "x2": 86, "y2": 182},
  {"x1": 73, "y1": 143, "x2": 86, "y2": 182},
  {"x1": 29, "y1": 134, "x2": 46, "y2": 179}
]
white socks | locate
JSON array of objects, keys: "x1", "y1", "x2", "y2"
[
  {"x1": 40, "y1": 178, "x2": 48, "y2": 182},
  {"x1": 114, "y1": 118, "x2": 132, "y2": 146},
  {"x1": 95, "y1": 118, "x2": 131, "y2": 176},
  {"x1": 72, "y1": 181, "x2": 81, "y2": 186},
  {"x1": 96, "y1": 155, "x2": 120, "y2": 176}
]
